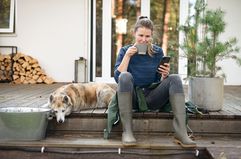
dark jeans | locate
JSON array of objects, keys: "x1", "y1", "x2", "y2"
[{"x1": 117, "y1": 72, "x2": 184, "y2": 110}]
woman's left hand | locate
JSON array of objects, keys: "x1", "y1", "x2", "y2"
[{"x1": 157, "y1": 63, "x2": 170, "y2": 79}]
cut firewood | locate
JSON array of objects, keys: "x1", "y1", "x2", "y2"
[
  {"x1": 13, "y1": 75, "x2": 19, "y2": 80},
  {"x1": 0, "y1": 53, "x2": 55, "y2": 84},
  {"x1": 44, "y1": 77, "x2": 55, "y2": 84},
  {"x1": 32, "y1": 75, "x2": 39, "y2": 80},
  {"x1": 36, "y1": 77, "x2": 43, "y2": 83},
  {"x1": 22, "y1": 62, "x2": 29, "y2": 68},
  {"x1": 29, "y1": 79, "x2": 37, "y2": 84},
  {"x1": 0, "y1": 54, "x2": 4, "y2": 62}
]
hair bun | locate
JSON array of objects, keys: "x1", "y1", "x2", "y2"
[{"x1": 138, "y1": 16, "x2": 148, "y2": 20}]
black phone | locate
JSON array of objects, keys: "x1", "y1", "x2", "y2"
[
  {"x1": 159, "y1": 56, "x2": 171, "y2": 66},
  {"x1": 157, "y1": 56, "x2": 171, "y2": 71},
  {"x1": 157, "y1": 56, "x2": 171, "y2": 77}
]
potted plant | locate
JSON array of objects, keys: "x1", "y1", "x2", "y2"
[{"x1": 180, "y1": 0, "x2": 241, "y2": 111}]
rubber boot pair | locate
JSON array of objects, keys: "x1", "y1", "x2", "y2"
[
  {"x1": 118, "y1": 92, "x2": 136, "y2": 146},
  {"x1": 170, "y1": 93, "x2": 196, "y2": 148}
]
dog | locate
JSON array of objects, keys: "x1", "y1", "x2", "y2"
[{"x1": 47, "y1": 83, "x2": 115, "y2": 123}]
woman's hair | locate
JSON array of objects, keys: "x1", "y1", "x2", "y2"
[
  {"x1": 134, "y1": 16, "x2": 154, "y2": 56},
  {"x1": 134, "y1": 16, "x2": 154, "y2": 33}
]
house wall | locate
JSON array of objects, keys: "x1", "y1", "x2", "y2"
[
  {"x1": 207, "y1": 0, "x2": 241, "y2": 85},
  {"x1": 0, "y1": 0, "x2": 89, "y2": 82},
  {"x1": 1, "y1": 0, "x2": 240, "y2": 85}
]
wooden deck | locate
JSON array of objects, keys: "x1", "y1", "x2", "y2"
[
  {"x1": 0, "y1": 83, "x2": 241, "y2": 117},
  {"x1": 0, "y1": 83, "x2": 241, "y2": 159}
]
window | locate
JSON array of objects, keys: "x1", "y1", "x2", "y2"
[{"x1": 0, "y1": 0, "x2": 15, "y2": 33}]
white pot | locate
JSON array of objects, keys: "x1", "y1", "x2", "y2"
[{"x1": 188, "y1": 77, "x2": 224, "y2": 111}]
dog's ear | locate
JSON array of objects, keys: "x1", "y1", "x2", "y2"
[
  {"x1": 49, "y1": 94, "x2": 54, "y2": 103},
  {"x1": 63, "y1": 95, "x2": 73, "y2": 106},
  {"x1": 63, "y1": 95, "x2": 68, "y2": 104}
]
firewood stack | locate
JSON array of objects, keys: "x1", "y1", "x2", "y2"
[
  {"x1": 0, "y1": 54, "x2": 12, "y2": 82},
  {"x1": 0, "y1": 53, "x2": 55, "y2": 84}
]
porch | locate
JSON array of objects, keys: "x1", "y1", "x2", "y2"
[{"x1": 0, "y1": 83, "x2": 241, "y2": 158}]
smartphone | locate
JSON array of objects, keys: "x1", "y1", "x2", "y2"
[
  {"x1": 157, "y1": 56, "x2": 171, "y2": 71},
  {"x1": 159, "y1": 56, "x2": 171, "y2": 66}
]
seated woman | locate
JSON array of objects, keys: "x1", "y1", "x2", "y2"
[{"x1": 114, "y1": 16, "x2": 196, "y2": 148}]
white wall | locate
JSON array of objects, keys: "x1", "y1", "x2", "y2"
[
  {"x1": 0, "y1": 0, "x2": 89, "y2": 82},
  {"x1": 1, "y1": 0, "x2": 240, "y2": 85},
  {"x1": 207, "y1": 0, "x2": 241, "y2": 85}
]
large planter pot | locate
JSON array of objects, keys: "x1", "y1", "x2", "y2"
[{"x1": 188, "y1": 77, "x2": 224, "y2": 111}]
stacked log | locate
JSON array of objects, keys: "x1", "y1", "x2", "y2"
[
  {"x1": 0, "y1": 54, "x2": 12, "y2": 81},
  {"x1": 0, "y1": 53, "x2": 55, "y2": 84}
]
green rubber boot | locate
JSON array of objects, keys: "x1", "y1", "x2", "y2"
[
  {"x1": 170, "y1": 93, "x2": 196, "y2": 148},
  {"x1": 118, "y1": 92, "x2": 136, "y2": 146}
]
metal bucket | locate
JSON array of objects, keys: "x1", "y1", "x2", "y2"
[{"x1": 0, "y1": 107, "x2": 51, "y2": 141}]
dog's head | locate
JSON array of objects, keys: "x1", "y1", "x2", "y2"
[{"x1": 48, "y1": 93, "x2": 73, "y2": 123}]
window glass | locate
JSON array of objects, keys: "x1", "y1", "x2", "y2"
[
  {"x1": 151, "y1": 0, "x2": 180, "y2": 73},
  {"x1": 0, "y1": 0, "x2": 15, "y2": 33},
  {"x1": 95, "y1": 0, "x2": 103, "y2": 77},
  {"x1": 111, "y1": 0, "x2": 141, "y2": 76}
]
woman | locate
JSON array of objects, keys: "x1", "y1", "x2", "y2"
[{"x1": 114, "y1": 16, "x2": 196, "y2": 148}]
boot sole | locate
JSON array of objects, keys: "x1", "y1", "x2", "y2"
[{"x1": 174, "y1": 138, "x2": 197, "y2": 148}]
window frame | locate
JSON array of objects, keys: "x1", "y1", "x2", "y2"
[{"x1": 0, "y1": 0, "x2": 15, "y2": 33}]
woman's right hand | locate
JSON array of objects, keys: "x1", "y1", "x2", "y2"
[
  {"x1": 125, "y1": 45, "x2": 138, "y2": 57},
  {"x1": 117, "y1": 44, "x2": 138, "y2": 72}
]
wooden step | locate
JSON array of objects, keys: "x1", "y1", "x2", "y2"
[
  {"x1": 1, "y1": 131, "x2": 241, "y2": 159},
  {"x1": 0, "y1": 132, "x2": 223, "y2": 159},
  {"x1": 47, "y1": 109, "x2": 241, "y2": 135}
]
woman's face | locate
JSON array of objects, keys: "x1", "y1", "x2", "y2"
[{"x1": 134, "y1": 27, "x2": 152, "y2": 44}]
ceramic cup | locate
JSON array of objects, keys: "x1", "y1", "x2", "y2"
[{"x1": 135, "y1": 44, "x2": 148, "y2": 55}]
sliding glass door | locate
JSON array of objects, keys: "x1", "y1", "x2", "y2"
[{"x1": 92, "y1": 0, "x2": 180, "y2": 82}]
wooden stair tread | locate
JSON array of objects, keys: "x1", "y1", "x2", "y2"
[{"x1": 70, "y1": 108, "x2": 241, "y2": 120}]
